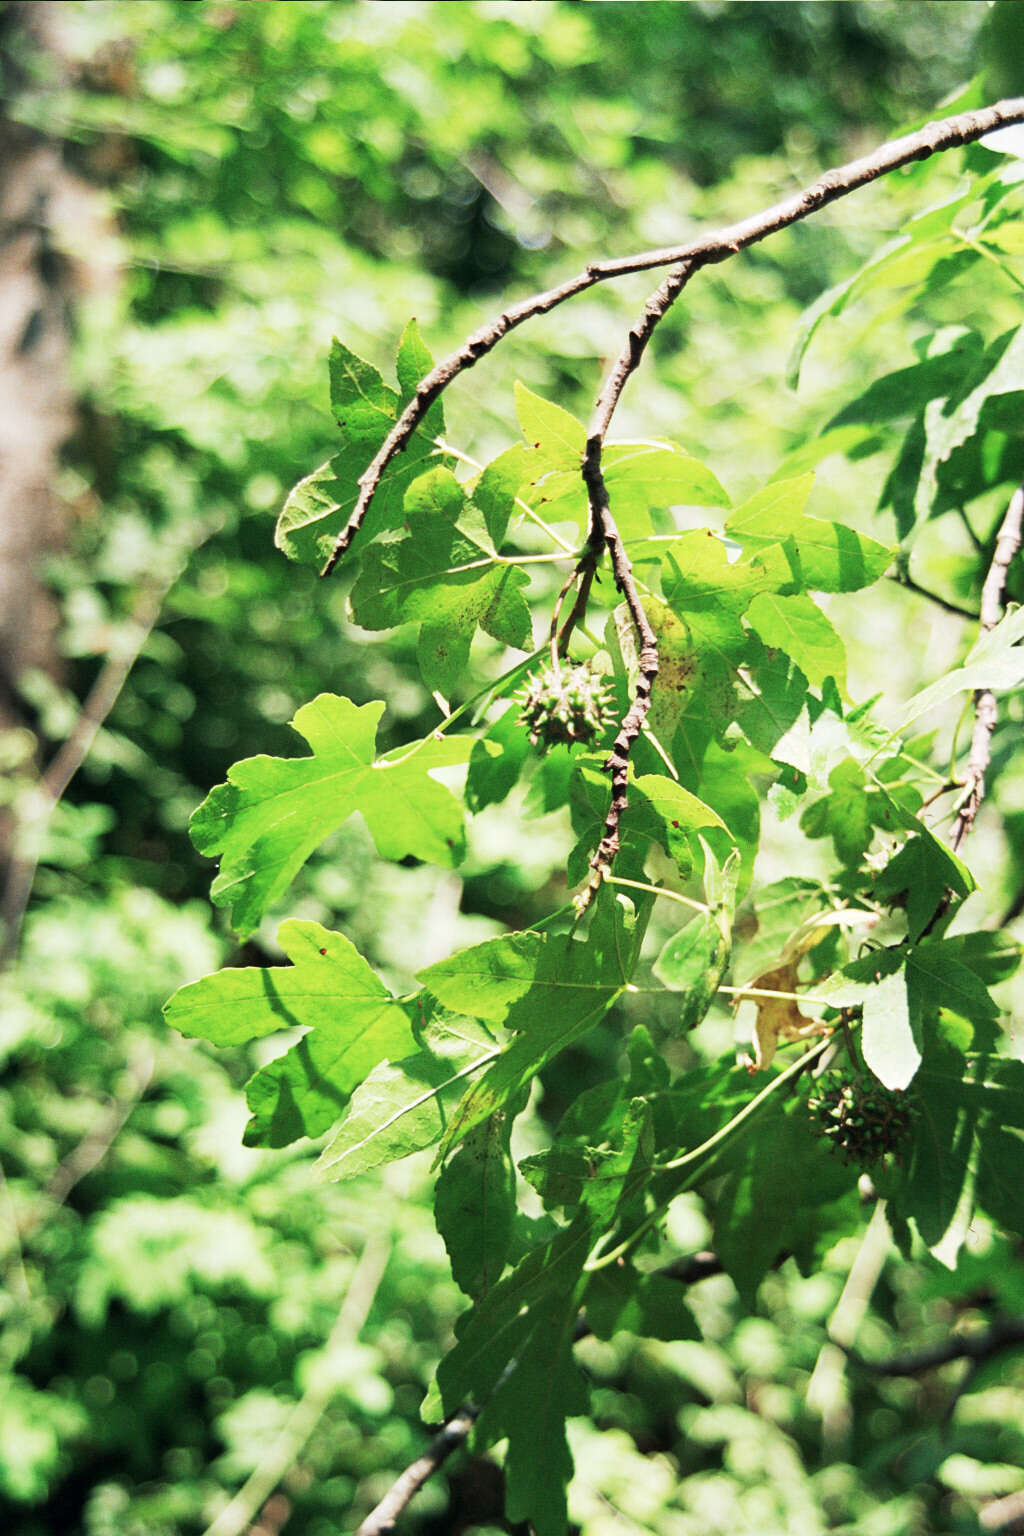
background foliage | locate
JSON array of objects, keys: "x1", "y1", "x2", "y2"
[{"x1": 3, "y1": 3, "x2": 1024, "y2": 1534}]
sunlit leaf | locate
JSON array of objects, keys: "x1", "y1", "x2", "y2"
[{"x1": 190, "y1": 695, "x2": 470, "y2": 936}]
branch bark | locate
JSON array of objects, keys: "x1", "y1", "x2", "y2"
[
  {"x1": 320, "y1": 98, "x2": 1024, "y2": 578},
  {"x1": 950, "y1": 483, "x2": 1024, "y2": 854},
  {"x1": 573, "y1": 264, "x2": 693, "y2": 911}
]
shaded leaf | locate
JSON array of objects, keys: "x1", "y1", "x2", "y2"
[
  {"x1": 585, "y1": 1264, "x2": 700, "y2": 1343},
  {"x1": 350, "y1": 466, "x2": 532, "y2": 693},
  {"x1": 314, "y1": 1008, "x2": 501, "y2": 1181},
  {"x1": 436, "y1": 1111, "x2": 517, "y2": 1299},
  {"x1": 714, "y1": 1100, "x2": 861, "y2": 1303}
]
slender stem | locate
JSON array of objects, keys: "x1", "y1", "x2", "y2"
[
  {"x1": 584, "y1": 1035, "x2": 835, "y2": 1273},
  {"x1": 888, "y1": 570, "x2": 976, "y2": 621},
  {"x1": 717, "y1": 983, "x2": 842, "y2": 1006},
  {"x1": 607, "y1": 875, "x2": 709, "y2": 914},
  {"x1": 654, "y1": 1034, "x2": 833, "y2": 1175}
]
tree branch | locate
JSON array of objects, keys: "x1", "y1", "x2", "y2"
[
  {"x1": 354, "y1": 1408, "x2": 478, "y2": 1536},
  {"x1": 950, "y1": 483, "x2": 1024, "y2": 853},
  {"x1": 888, "y1": 569, "x2": 977, "y2": 621},
  {"x1": 845, "y1": 1315, "x2": 1024, "y2": 1376},
  {"x1": 320, "y1": 98, "x2": 1024, "y2": 578},
  {"x1": 573, "y1": 264, "x2": 693, "y2": 912}
]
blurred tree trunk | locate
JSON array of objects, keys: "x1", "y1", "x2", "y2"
[{"x1": 0, "y1": 1, "x2": 78, "y2": 734}]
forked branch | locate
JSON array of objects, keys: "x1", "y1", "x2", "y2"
[{"x1": 320, "y1": 98, "x2": 1024, "y2": 577}]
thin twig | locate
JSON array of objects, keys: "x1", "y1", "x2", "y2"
[
  {"x1": 950, "y1": 483, "x2": 1024, "y2": 853},
  {"x1": 320, "y1": 99, "x2": 1024, "y2": 578},
  {"x1": 888, "y1": 570, "x2": 977, "y2": 621},
  {"x1": 0, "y1": 528, "x2": 208, "y2": 969},
  {"x1": 354, "y1": 1409, "x2": 478, "y2": 1536},
  {"x1": 204, "y1": 1233, "x2": 391, "y2": 1536}
]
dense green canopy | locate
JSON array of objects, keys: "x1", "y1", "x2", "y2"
[{"x1": 3, "y1": 4, "x2": 1024, "y2": 1534}]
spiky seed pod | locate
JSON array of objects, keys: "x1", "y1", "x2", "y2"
[
  {"x1": 808, "y1": 1073, "x2": 915, "y2": 1167},
  {"x1": 516, "y1": 659, "x2": 615, "y2": 752}
]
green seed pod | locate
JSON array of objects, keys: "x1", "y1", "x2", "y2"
[
  {"x1": 808, "y1": 1073, "x2": 915, "y2": 1167},
  {"x1": 516, "y1": 659, "x2": 615, "y2": 753}
]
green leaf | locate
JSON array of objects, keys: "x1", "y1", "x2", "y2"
[
  {"x1": 940, "y1": 930, "x2": 1024, "y2": 986},
  {"x1": 429, "y1": 1217, "x2": 591, "y2": 1416},
  {"x1": 520, "y1": 1097, "x2": 652, "y2": 1226},
  {"x1": 725, "y1": 477, "x2": 893, "y2": 593},
  {"x1": 653, "y1": 842, "x2": 739, "y2": 1030},
  {"x1": 881, "y1": 1037, "x2": 983, "y2": 1261},
  {"x1": 465, "y1": 704, "x2": 531, "y2": 812},
  {"x1": 745, "y1": 590, "x2": 846, "y2": 690},
  {"x1": 349, "y1": 467, "x2": 532, "y2": 693},
  {"x1": 329, "y1": 335, "x2": 399, "y2": 443},
  {"x1": 429, "y1": 1220, "x2": 591, "y2": 1536},
  {"x1": 514, "y1": 381, "x2": 585, "y2": 466},
  {"x1": 900, "y1": 606, "x2": 1024, "y2": 727},
  {"x1": 488, "y1": 1293, "x2": 588, "y2": 1536},
  {"x1": 652, "y1": 541, "x2": 770, "y2": 766},
  {"x1": 799, "y1": 758, "x2": 876, "y2": 867},
  {"x1": 584, "y1": 1264, "x2": 700, "y2": 1343},
  {"x1": 421, "y1": 889, "x2": 652, "y2": 1157},
  {"x1": 275, "y1": 332, "x2": 445, "y2": 566},
  {"x1": 915, "y1": 324, "x2": 1024, "y2": 521},
  {"x1": 732, "y1": 876, "x2": 828, "y2": 985},
  {"x1": 714, "y1": 1099, "x2": 861, "y2": 1304},
  {"x1": 787, "y1": 182, "x2": 995, "y2": 387},
  {"x1": 567, "y1": 758, "x2": 727, "y2": 886},
  {"x1": 314, "y1": 1007, "x2": 501, "y2": 1181},
  {"x1": 873, "y1": 831, "x2": 971, "y2": 941},
  {"x1": 436, "y1": 1111, "x2": 517, "y2": 1299},
  {"x1": 190, "y1": 695, "x2": 470, "y2": 937},
  {"x1": 164, "y1": 920, "x2": 415, "y2": 1147},
  {"x1": 531, "y1": 441, "x2": 730, "y2": 539},
  {"x1": 473, "y1": 443, "x2": 538, "y2": 548},
  {"x1": 395, "y1": 317, "x2": 438, "y2": 411},
  {"x1": 861, "y1": 967, "x2": 919, "y2": 1091}
]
